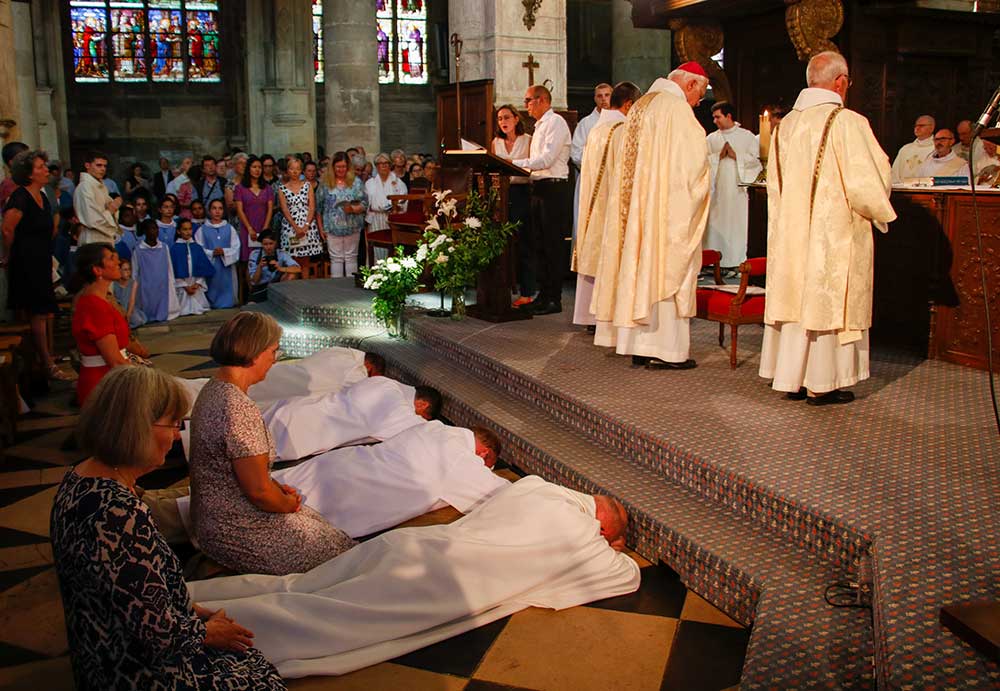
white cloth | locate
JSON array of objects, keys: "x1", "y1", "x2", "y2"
[
  {"x1": 493, "y1": 135, "x2": 532, "y2": 185},
  {"x1": 172, "y1": 238, "x2": 211, "y2": 317},
  {"x1": 613, "y1": 298, "x2": 690, "y2": 362},
  {"x1": 705, "y1": 124, "x2": 762, "y2": 266},
  {"x1": 759, "y1": 322, "x2": 869, "y2": 394},
  {"x1": 514, "y1": 108, "x2": 572, "y2": 181},
  {"x1": 916, "y1": 151, "x2": 969, "y2": 180},
  {"x1": 260, "y1": 376, "x2": 426, "y2": 460},
  {"x1": 187, "y1": 476, "x2": 641, "y2": 678},
  {"x1": 573, "y1": 274, "x2": 596, "y2": 325},
  {"x1": 74, "y1": 172, "x2": 119, "y2": 244},
  {"x1": 890, "y1": 138, "x2": 934, "y2": 183},
  {"x1": 166, "y1": 173, "x2": 189, "y2": 196},
  {"x1": 970, "y1": 139, "x2": 998, "y2": 176},
  {"x1": 177, "y1": 421, "x2": 509, "y2": 539},
  {"x1": 364, "y1": 174, "x2": 407, "y2": 232}
]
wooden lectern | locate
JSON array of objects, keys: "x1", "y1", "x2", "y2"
[{"x1": 440, "y1": 149, "x2": 532, "y2": 323}]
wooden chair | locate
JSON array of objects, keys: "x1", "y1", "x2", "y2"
[
  {"x1": 696, "y1": 256, "x2": 767, "y2": 369},
  {"x1": 366, "y1": 191, "x2": 436, "y2": 266}
]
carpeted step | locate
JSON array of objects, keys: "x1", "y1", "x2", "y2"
[{"x1": 373, "y1": 336, "x2": 875, "y2": 690}]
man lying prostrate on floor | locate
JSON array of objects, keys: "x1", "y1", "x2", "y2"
[
  {"x1": 176, "y1": 347, "x2": 385, "y2": 414},
  {"x1": 260, "y1": 377, "x2": 442, "y2": 460},
  {"x1": 171, "y1": 421, "x2": 507, "y2": 540},
  {"x1": 186, "y1": 475, "x2": 639, "y2": 678}
]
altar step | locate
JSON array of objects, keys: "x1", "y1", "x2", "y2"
[{"x1": 368, "y1": 335, "x2": 875, "y2": 690}]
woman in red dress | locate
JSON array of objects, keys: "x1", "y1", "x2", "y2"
[{"x1": 71, "y1": 243, "x2": 131, "y2": 405}]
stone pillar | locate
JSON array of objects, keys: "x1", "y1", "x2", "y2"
[
  {"x1": 245, "y1": 0, "x2": 316, "y2": 156},
  {"x1": 12, "y1": 1, "x2": 39, "y2": 148},
  {"x1": 32, "y1": 0, "x2": 71, "y2": 162},
  {"x1": 611, "y1": 0, "x2": 671, "y2": 91},
  {"x1": 0, "y1": 0, "x2": 21, "y2": 146},
  {"x1": 324, "y1": 0, "x2": 379, "y2": 154},
  {"x1": 450, "y1": 0, "x2": 568, "y2": 110}
]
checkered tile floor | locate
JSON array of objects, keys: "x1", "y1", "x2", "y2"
[{"x1": 0, "y1": 312, "x2": 748, "y2": 691}]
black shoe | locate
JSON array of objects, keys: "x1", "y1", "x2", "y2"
[
  {"x1": 530, "y1": 301, "x2": 562, "y2": 315},
  {"x1": 646, "y1": 358, "x2": 697, "y2": 370},
  {"x1": 585, "y1": 325, "x2": 596, "y2": 335},
  {"x1": 785, "y1": 387, "x2": 808, "y2": 401},
  {"x1": 806, "y1": 390, "x2": 855, "y2": 406},
  {"x1": 631, "y1": 355, "x2": 650, "y2": 368}
]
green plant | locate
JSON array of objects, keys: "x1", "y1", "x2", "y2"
[{"x1": 360, "y1": 247, "x2": 423, "y2": 324}]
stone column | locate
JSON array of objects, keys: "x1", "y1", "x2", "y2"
[
  {"x1": 32, "y1": 0, "x2": 70, "y2": 161},
  {"x1": 12, "y1": 1, "x2": 38, "y2": 148},
  {"x1": 0, "y1": 0, "x2": 21, "y2": 146},
  {"x1": 611, "y1": 0, "x2": 671, "y2": 91},
  {"x1": 324, "y1": 0, "x2": 379, "y2": 154}
]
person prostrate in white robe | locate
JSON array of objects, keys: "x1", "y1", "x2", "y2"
[
  {"x1": 570, "y1": 83, "x2": 612, "y2": 244},
  {"x1": 572, "y1": 81, "x2": 642, "y2": 328},
  {"x1": 609, "y1": 62, "x2": 711, "y2": 370},
  {"x1": 890, "y1": 114, "x2": 935, "y2": 183},
  {"x1": 172, "y1": 421, "x2": 509, "y2": 542},
  {"x1": 759, "y1": 50, "x2": 897, "y2": 406},
  {"x1": 260, "y1": 377, "x2": 441, "y2": 460},
  {"x1": 186, "y1": 475, "x2": 640, "y2": 678},
  {"x1": 705, "y1": 101, "x2": 763, "y2": 269},
  {"x1": 171, "y1": 218, "x2": 214, "y2": 316},
  {"x1": 916, "y1": 129, "x2": 969, "y2": 181}
]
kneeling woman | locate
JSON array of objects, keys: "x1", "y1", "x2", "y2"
[
  {"x1": 50, "y1": 367, "x2": 284, "y2": 690},
  {"x1": 189, "y1": 312, "x2": 355, "y2": 575}
]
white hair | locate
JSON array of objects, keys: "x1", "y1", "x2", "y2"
[
  {"x1": 806, "y1": 50, "x2": 848, "y2": 87},
  {"x1": 667, "y1": 68, "x2": 709, "y2": 90}
]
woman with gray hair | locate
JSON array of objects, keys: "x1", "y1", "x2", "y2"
[
  {"x1": 189, "y1": 312, "x2": 354, "y2": 575},
  {"x1": 50, "y1": 366, "x2": 284, "y2": 690},
  {"x1": 364, "y1": 152, "x2": 407, "y2": 248},
  {"x1": 0, "y1": 149, "x2": 73, "y2": 380}
]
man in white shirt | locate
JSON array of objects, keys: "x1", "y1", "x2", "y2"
[
  {"x1": 74, "y1": 150, "x2": 122, "y2": 244},
  {"x1": 890, "y1": 115, "x2": 935, "y2": 183},
  {"x1": 916, "y1": 129, "x2": 968, "y2": 180},
  {"x1": 705, "y1": 102, "x2": 763, "y2": 269},
  {"x1": 514, "y1": 84, "x2": 573, "y2": 315},
  {"x1": 571, "y1": 83, "x2": 612, "y2": 244}
]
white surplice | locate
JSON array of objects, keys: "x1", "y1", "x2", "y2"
[
  {"x1": 176, "y1": 420, "x2": 510, "y2": 539},
  {"x1": 916, "y1": 151, "x2": 969, "y2": 180},
  {"x1": 705, "y1": 124, "x2": 762, "y2": 266},
  {"x1": 186, "y1": 476, "x2": 641, "y2": 678},
  {"x1": 890, "y1": 137, "x2": 934, "y2": 183},
  {"x1": 260, "y1": 376, "x2": 425, "y2": 460},
  {"x1": 74, "y1": 172, "x2": 119, "y2": 244},
  {"x1": 172, "y1": 239, "x2": 211, "y2": 317}
]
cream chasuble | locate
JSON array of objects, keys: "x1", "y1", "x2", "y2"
[
  {"x1": 589, "y1": 123, "x2": 628, "y2": 332},
  {"x1": 705, "y1": 124, "x2": 762, "y2": 266},
  {"x1": 611, "y1": 79, "x2": 710, "y2": 333},
  {"x1": 890, "y1": 138, "x2": 934, "y2": 183},
  {"x1": 760, "y1": 87, "x2": 896, "y2": 393},
  {"x1": 573, "y1": 108, "x2": 627, "y2": 325}
]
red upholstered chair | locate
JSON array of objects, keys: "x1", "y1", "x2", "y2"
[
  {"x1": 695, "y1": 256, "x2": 767, "y2": 369},
  {"x1": 366, "y1": 191, "x2": 435, "y2": 266}
]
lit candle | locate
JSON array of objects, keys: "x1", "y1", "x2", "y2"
[{"x1": 759, "y1": 111, "x2": 771, "y2": 160}]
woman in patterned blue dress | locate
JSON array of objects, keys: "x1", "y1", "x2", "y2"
[{"x1": 50, "y1": 366, "x2": 285, "y2": 690}]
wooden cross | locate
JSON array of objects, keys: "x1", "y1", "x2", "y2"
[{"x1": 522, "y1": 53, "x2": 539, "y2": 87}]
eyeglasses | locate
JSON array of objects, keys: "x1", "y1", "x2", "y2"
[
  {"x1": 838, "y1": 74, "x2": 853, "y2": 87},
  {"x1": 273, "y1": 347, "x2": 284, "y2": 361},
  {"x1": 934, "y1": 137, "x2": 955, "y2": 142},
  {"x1": 153, "y1": 420, "x2": 186, "y2": 431},
  {"x1": 523, "y1": 96, "x2": 539, "y2": 105}
]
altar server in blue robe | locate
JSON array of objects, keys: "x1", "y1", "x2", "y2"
[
  {"x1": 115, "y1": 204, "x2": 140, "y2": 262},
  {"x1": 132, "y1": 219, "x2": 180, "y2": 322},
  {"x1": 195, "y1": 198, "x2": 241, "y2": 308},
  {"x1": 171, "y1": 218, "x2": 215, "y2": 316},
  {"x1": 156, "y1": 197, "x2": 178, "y2": 247}
]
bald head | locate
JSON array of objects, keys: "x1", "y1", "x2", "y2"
[
  {"x1": 471, "y1": 425, "x2": 501, "y2": 468},
  {"x1": 915, "y1": 115, "x2": 936, "y2": 141},
  {"x1": 806, "y1": 50, "x2": 849, "y2": 97},
  {"x1": 593, "y1": 495, "x2": 628, "y2": 551},
  {"x1": 667, "y1": 68, "x2": 709, "y2": 108},
  {"x1": 528, "y1": 84, "x2": 552, "y2": 104},
  {"x1": 957, "y1": 120, "x2": 973, "y2": 146}
]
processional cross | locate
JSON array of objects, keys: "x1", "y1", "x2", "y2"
[
  {"x1": 522, "y1": 53, "x2": 539, "y2": 87},
  {"x1": 451, "y1": 33, "x2": 463, "y2": 143}
]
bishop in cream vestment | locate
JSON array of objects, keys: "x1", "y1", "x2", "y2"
[{"x1": 759, "y1": 76, "x2": 896, "y2": 396}]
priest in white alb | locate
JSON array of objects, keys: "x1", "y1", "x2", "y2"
[
  {"x1": 571, "y1": 83, "x2": 613, "y2": 242},
  {"x1": 916, "y1": 129, "x2": 969, "y2": 181},
  {"x1": 186, "y1": 476, "x2": 640, "y2": 678},
  {"x1": 607, "y1": 62, "x2": 711, "y2": 369},
  {"x1": 890, "y1": 114, "x2": 935, "y2": 183},
  {"x1": 572, "y1": 81, "x2": 642, "y2": 327},
  {"x1": 704, "y1": 101, "x2": 762, "y2": 269},
  {"x1": 74, "y1": 152, "x2": 122, "y2": 245},
  {"x1": 760, "y1": 50, "x2": 896, "y2": 406}
]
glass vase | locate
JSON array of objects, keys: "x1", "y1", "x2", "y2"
[
  {"x1": 385, "y1": 310, "x2": 406, "y2": 339},
  {"x1": 450, "y1": 290, "x2": 466, "y2": 321}
]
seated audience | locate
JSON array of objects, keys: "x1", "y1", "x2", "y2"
[
  {"x1": 196, "y1": 198, "x2": 240, "y2": 308},
  {"x1": 172, "y1": 218, "x2": 215, "y2": 316},
  {"x1": 50, "y1": 366, "x2": 283, "y2": 690},
  {"x1": 112, "y1": 258, "x2": 147, "y2": 329},
  {"x1": 248, "y1": 231, "x2": 300, "y2": 302},
  {"x1": 187, "y1": 476, "x2": 639, "y2": 678},
  {"x1": 132, "y1": 219, "x2": 180, "y2": 323},
  {"x1": 189, "y1": 312, "x2": 355, "y2": 575},
  {"x1": 70, "y1": 243, "x2": 131, "y2": 405}
]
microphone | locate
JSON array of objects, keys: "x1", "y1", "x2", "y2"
[{"x1": 972, "y1": 83, "x2": 1000, "y2": 138}]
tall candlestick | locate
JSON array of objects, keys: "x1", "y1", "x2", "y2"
[{"x1": 759, "y1": 110, "x2": 771, "y2": 160}]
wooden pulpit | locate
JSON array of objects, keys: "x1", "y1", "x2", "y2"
[{"x1": 440, "y1": 149, "x2": 532, "y2": 323}]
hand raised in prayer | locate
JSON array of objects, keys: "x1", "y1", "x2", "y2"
[
  {"x1": 720, "y1": 142, "x2": 737, "y2": 160},
  {"x1": 204, "y1": 609, "x2": 255, "y2": 652},
  {"x1": 213, "y1": 247, "x2": 225, "y2": 257},
  {"x1": 185, "y1": 285, "x2": 200, "y2": 296}
]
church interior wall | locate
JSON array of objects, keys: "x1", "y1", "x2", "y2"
[{"x1": 566, "y1": 0, "x2": 612, "y2": 117}]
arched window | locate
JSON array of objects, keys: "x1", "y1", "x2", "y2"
[
  {"x1": 313, "y1": 1, "x2": 427, "y2": 85},
  {"x1": 68, "y1": 0, "x2": 220, "y2": 83}
]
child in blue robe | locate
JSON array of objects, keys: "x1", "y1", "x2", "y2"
[
  {"x1": 170, "y1": 218, "x2": 215, "y2": 316},
  {"x1": 115, "y1": 204, "x2": 140, "y2": 262},
  {"x1": 156, "y1": 197, "x2": 178, "y2": 247},
  {"x1": 195, "y1": 199, "x2": 241, "y2": 308},
  {"x1": 131, "y1": 219, "x2": 180, "y2": 322},
  {"x1": 190, "y1": 200, "x2": 206, "y2": 233},
  {"x1": 111, "y1": 258, "x2": 147, "y2": 329}
]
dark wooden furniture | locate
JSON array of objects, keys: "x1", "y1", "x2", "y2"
[
  {"x1": 440, "y1": 150, "x2": 531, "y2": 323},
  {"x1": 365, "y1": 191, "x2": 437, "y2": 267},
  {"x1": 436, "y1": 79, "x2": 495, "y2": 151}
]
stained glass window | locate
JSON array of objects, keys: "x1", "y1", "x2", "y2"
[
  {"x1": 69, "y1": 0, "x2": 220, "y2": 83},
  {"x1": 313, "y1": 0, "x2": 323, "y2": 82},
  {"x1": 377, "y1": 0, "x2": 427, "y2": 85}
]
